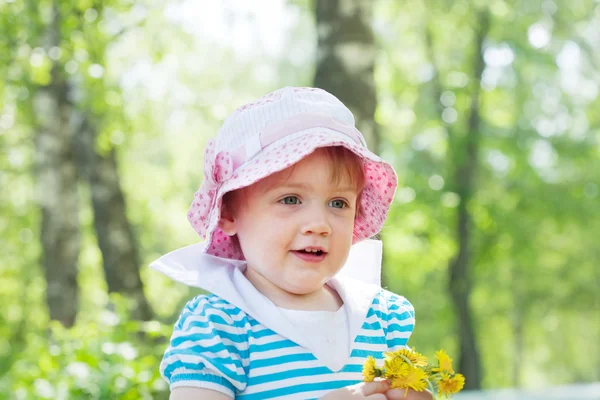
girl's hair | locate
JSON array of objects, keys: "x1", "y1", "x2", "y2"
[
  {"x1": 321, "y1": 146, "x2": 366, "y2": 195},
  {"x1": 222, "y1": 146, "x2": 365, "y2": 216}
]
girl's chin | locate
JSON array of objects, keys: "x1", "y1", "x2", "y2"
[{"x1": 280, "y1": 280, "x2": 331, "y2": 296}]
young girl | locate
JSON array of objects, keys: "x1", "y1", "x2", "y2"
[{"x1": 151, "y1": 87, "x2": 432, "y2": 400}]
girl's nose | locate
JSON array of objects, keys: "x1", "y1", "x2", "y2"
[{"x1": 300, "y1": 207, "x2": 332, "y2": 237}]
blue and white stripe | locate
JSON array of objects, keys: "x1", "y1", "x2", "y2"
[{"x1": 161, "y1": 290, "x2": 415, "y2": 399}]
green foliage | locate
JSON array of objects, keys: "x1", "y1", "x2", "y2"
[
  {"x1": 1, "y1": 0, "x2": 599, "y2": 396},
  {"x1": 374, "y1": 0, "x2": 600, "y2": 388},
  {"x1": 0, "y1": 295, "x2": 170, "y2": 400}
]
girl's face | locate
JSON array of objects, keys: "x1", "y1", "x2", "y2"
[{"x1": 219, "y1": 149, "x2": 360, "y2": 299}]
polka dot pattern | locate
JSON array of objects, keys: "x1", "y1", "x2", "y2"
[
  {"x1": 187, "y1": 129, "x2": 397, "y2": 261},
  {"x1": 186, "y1": 87, "x2": 398, "y2": 261}
]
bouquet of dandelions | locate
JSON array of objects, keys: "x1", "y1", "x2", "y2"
[{"x1": 362, "y1": 348, "x2": 465, "y2": 399}]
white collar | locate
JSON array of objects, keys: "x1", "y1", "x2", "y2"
[{"x1": 149, "y1": 240, "x2": 383, "y2": 351}]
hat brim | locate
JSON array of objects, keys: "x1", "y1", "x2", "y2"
[{"x1": 188, "y1": 127, "x2": 398, "y2": 260}]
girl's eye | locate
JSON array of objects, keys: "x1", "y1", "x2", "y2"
[
  {"x1": 280, "y1": 196, "x2": 300, "y2": 205},
  {"x1": 329, "y1": 199, "x2": 348, "y2": 209}
]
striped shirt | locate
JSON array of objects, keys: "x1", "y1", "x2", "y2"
[{"x1": 161, "y1": 284, "x2": 415, "y2": 399}]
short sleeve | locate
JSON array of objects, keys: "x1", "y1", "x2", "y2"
[
  {"x1": 383, "y1": 291, "x2": 416, "y2": 351},
  {"x1": 160, "y1": 295, "x2": 250, "y2": 397}
]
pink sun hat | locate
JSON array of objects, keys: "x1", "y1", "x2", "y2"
[{"x1": 188, "y1": 87, "x2": 398, "y2": 261}]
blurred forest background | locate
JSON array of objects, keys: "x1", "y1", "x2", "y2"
[{"x1": 1, "y1": 0, "x2": 599, "y2": 399}]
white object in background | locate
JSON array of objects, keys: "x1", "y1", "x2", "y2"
[
  {"x1": 337, "y1": 239, "x2": 382, "y2": 286},
  {"x1": 150, "y1": 239, "x2": 384, "y2": 289}
]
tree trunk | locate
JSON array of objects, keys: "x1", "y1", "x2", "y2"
[
  {"x1": 425, "y1": 7, "x2": 489, "y2": 389},
  {"x1": 33, "y1": 1, "x2": 80, "y2": 327},
  {"x1": 313, "y1": 0, "x2": 379, "y2": 153},
  {"x1": 75, "y1": 117, "x2": 153, "y2": 321},
  {"x1": 33, "y1": 0, "x2": 152, "y2": 324},
  {"x1": 447, "y1": 10, "x2": 490, "y2": 390},
  {"x1": 313, "y1": 0, "x2": 388, "y2": 283}
]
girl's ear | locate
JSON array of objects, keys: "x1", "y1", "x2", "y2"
[{"x1": 218, "y1": 203, "x2": 237, "y2": 236}]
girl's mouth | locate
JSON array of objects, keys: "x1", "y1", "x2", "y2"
[{"x1": 291, "y1": 249, "x2": 327, "y2": 263}]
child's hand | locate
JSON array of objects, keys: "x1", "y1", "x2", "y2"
[
  {"x1": 320, "y1": 381, "x2": 391, "y2": 399},
  {"x1": 385, "y1": 388, "x2": 433, "y2": 400}
]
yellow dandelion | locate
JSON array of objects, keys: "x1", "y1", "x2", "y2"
[
  {"x1": 433, "y1": 349, "x2": 454, "y2": 373},
  {"x1": 385, "y1": 348, "x2": 428, "y2": 367},
  {"x1": 384, "y1": 353, "x2": 410, "y2": 378},
  {"x1": 389, "y1": 365, "x2": 428, "y2": 393},
  {"x1": 362, "y1": 356, "x2": 377, "y2": 382},
  {"x1": 437, "y1": 372, "x2": 465, "y2": 396}
]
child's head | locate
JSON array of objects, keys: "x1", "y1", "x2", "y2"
[
  {"x1": 187, "y1": 87, "x2": 397, "y2": 275},
  {"x1": 219, "y1": 146, "x2": 364, "y2": 294}
]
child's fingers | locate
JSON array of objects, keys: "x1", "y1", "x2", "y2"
[
  {"x1": 385, "y1": 388, "x2": 433, "y2": 400},
  {"x1": 360, "y1": 380, "x2": 390, "y2": 396}
]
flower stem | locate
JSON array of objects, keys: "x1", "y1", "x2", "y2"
[
  {"x1": 397, "y1": 353, "x2": 414, "y2": 367},
  {"x1": 426, "y1": 378, "x2": 436, "y2": 397}
]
